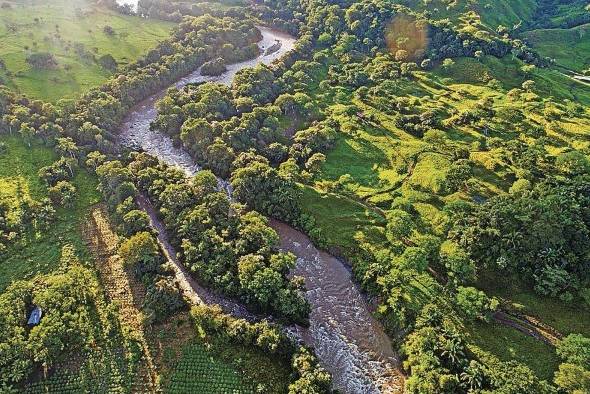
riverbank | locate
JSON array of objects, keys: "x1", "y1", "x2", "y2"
[{"x1": 116, "y1": 25, "x2": 403, "y2": 393}]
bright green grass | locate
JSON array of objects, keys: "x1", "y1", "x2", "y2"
[
  {"x1": 299, "y1": 184, "x2": 387, "y2": 252},
  {"x1": 0, "y1": 135, "x2": 101, "y2": 292},
  {"x1": 467, "y1": 320, "x2": 560, "y2": 381},
  {"x1": 476, "y1": 271, "x2": 590, "y2": 337},
  {"x1": 523, "y1": 24, "x2": 590, "y2": 72},
  {"x1": 321, "y1": 133, "x2": 393, "y2": 191},
  {"x1": 402, "y1": 0, "x2": 538, "y2": 30},
  {"x1": 407, "y1": 152, "x2": 450, "y2": 194},
  {"x1": 475, "y1": 0, "x2": 538, "y2": 30},
  {"x1": 434, "y1": 55, "x2": 590, "y2": 105},
  {"x1": 0, "y1": 0, "x2": 174, "y2": 102}
]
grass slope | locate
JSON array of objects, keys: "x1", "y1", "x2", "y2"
[
  {"x1": 0, "y1": 0, "x2": 174, "y2": 101},
  {"x1": 310, "y1": 51, "x2": 590, "y2": 378},
  {"x1": 524, "y1": 23, "x2": 590, "y2": 72},
  {"x1": 467, "y1": 320, "x2": 560, "y2": 381},
  {"x1": 402, "y1": 0, "x2": 538, "y2": 30},
  {"x1": 0, "y1": 135, "x2": 100, "y2": 292}
]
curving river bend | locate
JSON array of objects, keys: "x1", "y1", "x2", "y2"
[{"x1": 118, "y1": 27, "x2": 402, "y2": 393}]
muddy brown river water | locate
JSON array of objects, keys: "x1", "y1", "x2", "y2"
[{"x1": 118, "y1": 26, "x2": 402, "y2": 393}]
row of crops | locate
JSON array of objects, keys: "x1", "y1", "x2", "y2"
[
  {"x1": 24, "y1": 349, "x2": 136, "y2": 394},
  {"x1": 166, "y1": 342, "x2": 256, "y2": 393}
]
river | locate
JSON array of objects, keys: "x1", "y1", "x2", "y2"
[
  {"x1": 115, "y1": 0, "x2": 138, "y2": 11},
  {"x1": 118, "y1": 26, "x2": 402, "y2": 393}
]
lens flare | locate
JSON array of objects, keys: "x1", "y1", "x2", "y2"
[{"x1": 385, "y1": 15, "x2": 429, "y2": 62}]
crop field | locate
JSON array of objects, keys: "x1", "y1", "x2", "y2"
[
  {"x1": 165, "y1": 328, "x2": 291, "y2": 393},
  {"x1": 0, "y1": 135, "x2": 100, "y2": 291},
  {"x1": 0, "y1": 0, "x2": 174, "y2": 101},
  {"x1": 167, "y1": 342, "x2": 255, "y2": 393}
]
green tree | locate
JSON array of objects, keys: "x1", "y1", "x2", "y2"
[
  {"x1": 119, "y1": 232, "x2": 162, "y2": 275},
  {"x1": 19, "y1": 123, "x2": 35, "y2": 147},
  {"x1": 554, "y1": 363, "x2": 590, "y2": 393},
  {"x1": 455, "y1": 286, "x2": 497, "y2": 321},
  {"x1": 386, "y1": 209, "x2": 415, "y2": 244},
  {"x1": 557, "y1": 334, "x2": 590, "y2": 369},
  {"x1": 47, "y1": 180, "x2": 77, "y2": 207}
]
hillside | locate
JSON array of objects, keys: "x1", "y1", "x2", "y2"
[
  {"x1": 0, "y1": 0, "x2": 590, "y2": 393},
  {"x1": 0, "y1": 0, "x2": 173, "y2": 101},
  {"x1": 524, "y1": 23, "x2": 590, "y2": 72}
]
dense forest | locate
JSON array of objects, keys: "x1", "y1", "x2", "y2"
[{"x1": 0, "y1": 0, "x2": 590, "y2": 392}]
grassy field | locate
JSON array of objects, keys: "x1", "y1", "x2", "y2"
[
  {"x1": 467, "y1": 320, "x2": 560, "y2": 381},
  {"x1": 523, "y1": 24, "x2": 590, "y2": 72},
  {"x1": 401, "y1": 0, "x2": 538, "y2": 31},
  {"x1": 299, "y1": 184, "x2": 388, "y2": 253},
  {"x1": 0, "y1": 0, "x2": 174, "y2": 101},
  {"x1": 0, "y1": 135, "x2": 100, "y2": 292},
  {"x1": 476, "y1": 270, "x2": 590, "y2": 338}
]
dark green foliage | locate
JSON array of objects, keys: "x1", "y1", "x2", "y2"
[
  {"x1": 403, "y1": 303, "x2": 555, "y2": 394},
  {"x1": 231, "y1": 160, "x2": 301, "y2": 222},
  {"x1": 126, "y1": 154, "x2": 309, "y2": 323},
  {"x1": 25, "y1": 52, "x2": 58, "y2": 69},
  {"x1": 47, "y1": 180, "x2": 77, "y2": 207},
  {"x1": 119, "y1": 231, "x2": 162, "y2": 273},
  {"x1": 449, "y1": 177, "x2": 590, "y2": 302},
  {"x1": 97, "y1": 54, "x2": 117, "y2": 72},
  {"x1": 200, "y1": 57, "x2": 227, "y2": 76},
  {"x1": 556, "y1": 334, "x2": 590, "y2": 369},
  {"x1": 0, "y1": 248, "x2": 101, "y2": 389},
  {"x1": 232, "y1": 64, "x2": 282, "y2": 104},
  {"x1": 38, "y1": 157, "x2": 76, "y2": 186},
  {"x1": 142, "y1": 275, "x2": 185, "y2": 324}
]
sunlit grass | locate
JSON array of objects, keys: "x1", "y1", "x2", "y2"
[{"x1": 0, "y1": 0, "x2": 174, "y2": 101}]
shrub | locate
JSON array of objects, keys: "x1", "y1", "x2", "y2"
[
  {"x1": 119, "y1": 231, "x2": 162, "y2": 275},
  {"x1": 47, "y1": 180, "x2": 77, "y2": 207},
  {"x1": 143, "y1": 276, "x2": 185, "y2": 324},
  {"x1": 201, "y1": 57, "x2": 227, "y2": 77},
  {"x1": 103, "y1": 25, "x2": 115, "y2": 35},
  {"x1": 98, "y1": 54, "x2": 117, "y2": 71},
  {"x1": 26, "y1": 52, "x2": 58, "y2": 69}
]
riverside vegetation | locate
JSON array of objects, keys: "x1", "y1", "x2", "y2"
[{"x1": 1, "y1": 0, "x2": 590, "y2": 393}]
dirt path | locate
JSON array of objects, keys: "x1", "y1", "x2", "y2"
[
  {"x1": 493, "y1": 310, "x2": 562, "y2": 346},
  {"x1": 83, "y1": 205, "x2": 160, "y2": 393}
]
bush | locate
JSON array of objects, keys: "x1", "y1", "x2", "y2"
[
  {"x1": 47, "y1": 180, "x2": 77, "y2": 207},
  {"x1": 98, "y1": 54, "x2": 117, "y2": 71},
  {"x1": 26, "y1": 52, "x2": 58, "y2": 69},
  {"x1": 103, "y1": 25, "x2": 115, "y2": 35},
  {"x1": 455, "y1": 286, "x2": 498, "y2": 321},
  {"x1": 143, "y1": 276, "x2": 185, "y2": 324},
  {"x1": 119, "y1": 231, "x2": 162, "y2": 275},
  {"x1": 201, "y1": 57, "x2": 227, "y2": 77}
]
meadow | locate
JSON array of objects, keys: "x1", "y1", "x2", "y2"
[
  {"x1": 0, "y1": 0, "x2": 174, "y2": 101},
  {"x1": 524, "y1": 24, "x2": 590, "y2": 73},
  {"x1": 0, "y1": 135, "x2": 100, "y2": 291}
]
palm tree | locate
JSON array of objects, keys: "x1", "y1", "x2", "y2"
[{"x1": 460, "y1": 360, "x2": 485, "y2": 391}]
